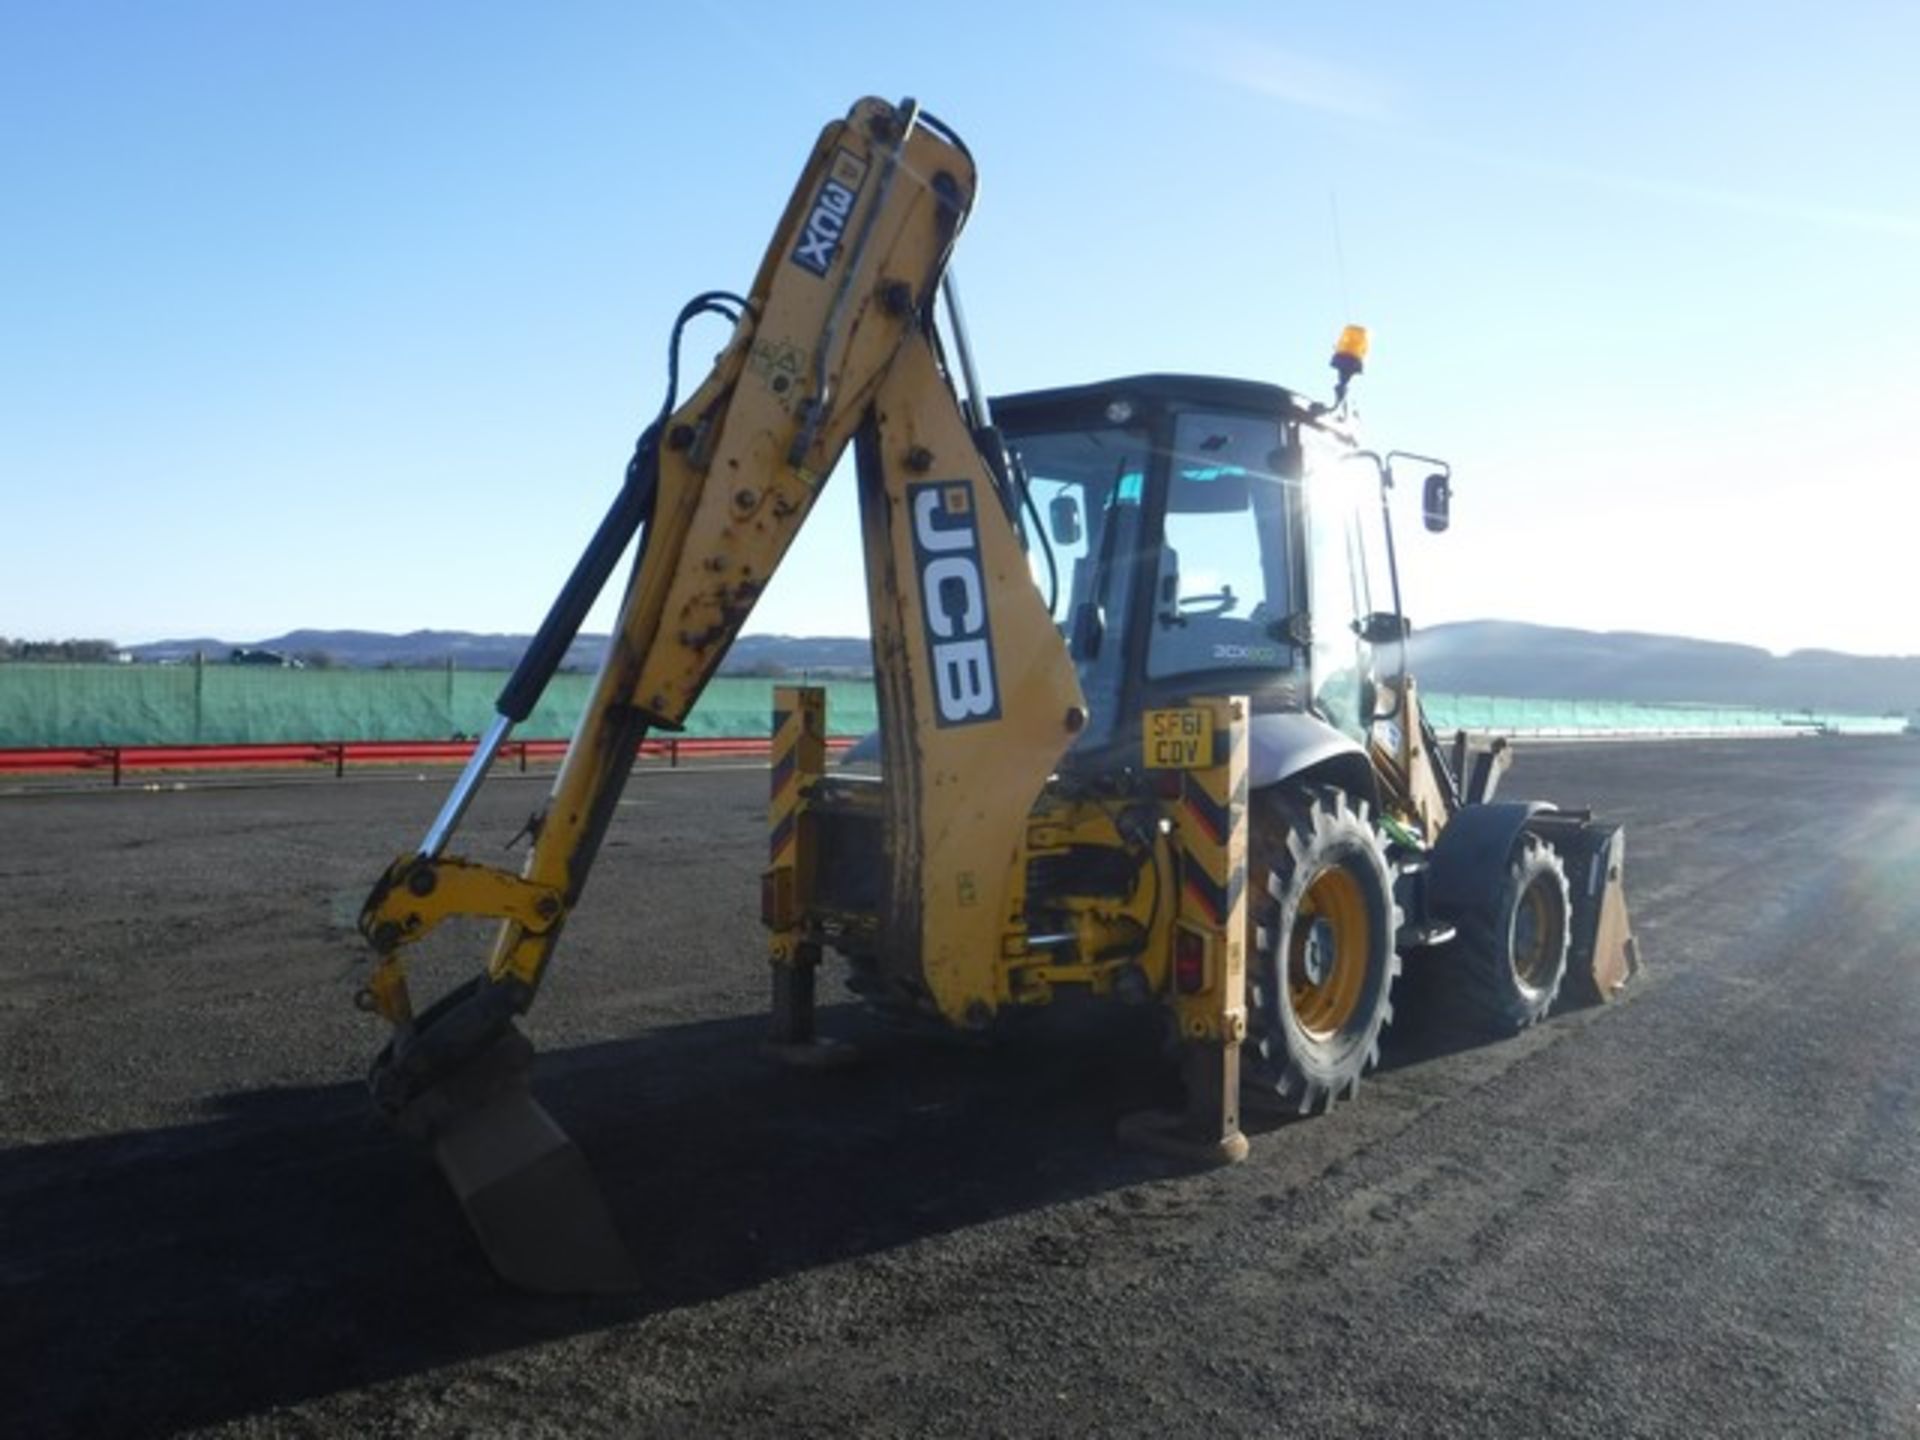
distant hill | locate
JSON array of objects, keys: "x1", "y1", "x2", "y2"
[
  {"x1": 122, "y1": 621, "x2": 1919, "y2": 713},
  {"x1": 126, "y1": 629, "x2": 876, "y2": 676},
  {"x1": 1408, "y1": 621, "x2": 1920, "y2": 715}
]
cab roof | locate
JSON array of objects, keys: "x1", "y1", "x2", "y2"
[{"x1": 991, "y1": 373, "x2": 1346, "y2": 437}]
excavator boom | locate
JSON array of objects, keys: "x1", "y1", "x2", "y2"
[{"x1": 354, "y1": 97, "x2": 1082, "y2": 1290}]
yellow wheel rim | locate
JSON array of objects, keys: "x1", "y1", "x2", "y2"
[
  {"x1": 1288, "y1": 865, "x2": 1371, "y2": 1039},
  {"x1": 1512, "y1": 877, "x2": 1563, "y2": 989}
]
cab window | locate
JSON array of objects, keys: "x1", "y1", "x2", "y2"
[{"x1": 1147, "y1": 411, "x2": 1294, "y2": 680}]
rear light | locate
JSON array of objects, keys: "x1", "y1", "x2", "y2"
[{"x1": 1174, "y1": 928, "x2": 1207, "y2": 993}]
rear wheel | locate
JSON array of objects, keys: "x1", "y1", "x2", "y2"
[
  {"x1": 1246, "y1": 787, "x2": 1401, "y2": 1113},
  {"x1": 1445, "y1": 835, "x2": 1571, "y2": 1034}
]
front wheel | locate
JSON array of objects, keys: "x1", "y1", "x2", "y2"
[
  {"x1": 1245, "y1": 787, "x2": 1401, "y2": 1113},
  {"x1": 1443, "y1": 834, "x2": 1571, "y2": 1034}
]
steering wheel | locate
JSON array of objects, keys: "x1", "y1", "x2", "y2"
[{"x1": 1176, "y1": 587, "x2": 1238, "y2": 618}]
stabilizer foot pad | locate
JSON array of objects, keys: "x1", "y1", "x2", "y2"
[
  {"x1": 1116, "y1": 1108, "x2": 1251, "y2": 1167},
  {"x1": 760, "y1": 1037, "x2": 860, "y2": 1070}
]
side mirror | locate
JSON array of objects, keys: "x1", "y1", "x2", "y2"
[
  {"x1": 1422, "y1": 472, "x2": 1452, "y2": 533},
  {"x1": 1356, "y1": 611, "x2": 1411, "y2": 645},
  {"x1": 1048, "y1": 493, "x2": 1082, "y2": 547}
]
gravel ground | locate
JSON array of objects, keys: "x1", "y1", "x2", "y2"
[{"x1": 2, "y1": 739, "x2": 1917, "y2": 1438}]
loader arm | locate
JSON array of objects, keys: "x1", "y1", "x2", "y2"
[{"x1": 353, "y1": 97, "x2": 1083, "y2": 1289}]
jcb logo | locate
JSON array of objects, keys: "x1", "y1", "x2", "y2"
[
  {"x1": 790, "y1": 149, "x2": 868, "y2": 277},
  {"x1": 910, "y1": 483, "x2": 1001, "y2": 727}
]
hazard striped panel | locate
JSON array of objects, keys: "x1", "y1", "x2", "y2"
[
  {"x1": 763, "y1": 686, "x2": 826, "y2": 933},
  {"x1": 1172, "y1": 696, "x2": 1249, "y2": 1044}
]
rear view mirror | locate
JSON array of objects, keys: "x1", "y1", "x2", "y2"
[
  {"x1": 1422, "y1": 472, "x2": 1452, "y2": 533},
  {"x1": 1357, "y1": 611, "x2": 1411, "y2": 645},
  {"x1": 1048, "y1": 492, "x2": 1082, "y2": 547}
]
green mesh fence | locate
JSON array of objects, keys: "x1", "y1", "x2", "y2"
[
  {"x1": 0, "y1": 663, "x2": 879, "y2": 746},
  {"x1": 1420, "y1": 694, "x2": 1903, "y2": 737},
  {"x1": 0, "y1": 664, "x2": 1898, "y2": 747}
]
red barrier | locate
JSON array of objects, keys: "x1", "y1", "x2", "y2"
[{"x1": 0, "y1": 735, "x2": 854, "y2": 785}]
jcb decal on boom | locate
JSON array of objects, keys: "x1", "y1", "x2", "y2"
[
  {"x1": 909, "y1": 481, "x2": 1001, "y2": 726},
  {"x1": 790, "y1": 147, "x2": 869, "y2": 276}
]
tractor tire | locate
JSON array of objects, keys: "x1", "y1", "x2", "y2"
[
  {"x1": 1245, "y1": 786, "x2": 1401, "y2": 1113},
  {"x1": 1444, "y1": 834, "x2": 1571, "y2": 1034}
]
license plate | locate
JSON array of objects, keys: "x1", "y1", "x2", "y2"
[{"x1": 1142, "y1": 707, "x2": 1214, "y2": 769}]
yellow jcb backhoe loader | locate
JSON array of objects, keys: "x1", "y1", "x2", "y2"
[{"x1": 354, "y1": 96, "x2": 1638, "y2": 1292}]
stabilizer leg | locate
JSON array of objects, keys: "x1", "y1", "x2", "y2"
[
  {"x1": 1119, "y1": 1038, "x2": 1251, "y2": 1165},
  {"x1": 761, "y1": 687, "x2": 856, "y2": 1069},
  {"x1": 1120, "y1": 695, "x2": 1252, "y2": 1167},
  {"x1": 763, "y1": 940, "x2": 856, "y2": 1067},
  {"x1": 769, "y1": 942, "x2": 819, "y2": 1044}
]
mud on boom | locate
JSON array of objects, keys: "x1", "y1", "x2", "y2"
[{"x1": 354, "y1": 96, "x2": 1639, "y2": 1291}]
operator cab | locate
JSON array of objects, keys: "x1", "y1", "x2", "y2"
[{"x1": 996, "y1": 374, "x2": 1399, "y2": 774}]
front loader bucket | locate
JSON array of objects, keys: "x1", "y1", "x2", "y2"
[
  {"x1": 388, "y1": 1026, "x2": 639, "y2": 1294},
  {"x1": 1537, "y1": 817, "x2": 1640, "y2": 1007}
]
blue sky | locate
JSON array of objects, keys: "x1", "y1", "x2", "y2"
[{"x1": 4, "y1": 2, "x2": 1916, "y2": 656}]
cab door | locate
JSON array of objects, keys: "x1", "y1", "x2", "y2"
[{"x1": 1301, "y1": 439, "x2": 1380, "y2": 742}]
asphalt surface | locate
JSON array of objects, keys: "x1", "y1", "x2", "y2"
[{"x1": 2, "y1": 739, "x2": 1917, "y2": 1438}]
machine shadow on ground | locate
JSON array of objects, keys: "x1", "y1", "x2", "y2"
[
  {"x1": 5, "y1": 1002, "x2": 1191, "y2": 1435},
  {"x1": 6, "y1": 983, "x2": 1545, "y2": 1437}
]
